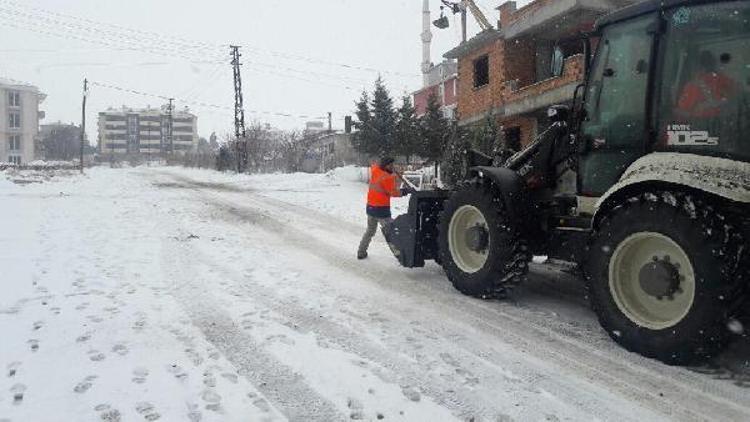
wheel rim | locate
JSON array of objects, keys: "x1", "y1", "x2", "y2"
[
  {"x1": 609, "y1": 232, "x2": 696, "y2": 330},
  {"x1": 448, "y1": 205, "x2": 490, "y2": 274}
]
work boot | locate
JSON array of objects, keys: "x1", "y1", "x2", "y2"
[{"x1": 357, "y1": 251, "x2": 368, "y2": 260}]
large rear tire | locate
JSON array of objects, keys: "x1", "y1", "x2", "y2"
[
  {"x1": 438, "y1": 180, "x2": 530, "y2": 299},
  {"x1": 587, "y1": 192, "x2": 746, "y2": 365}
]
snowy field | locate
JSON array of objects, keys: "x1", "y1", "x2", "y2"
[{"x1": 0, "y1": 165, "x2": 748, "y2": 422}]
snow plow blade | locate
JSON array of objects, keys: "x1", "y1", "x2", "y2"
[{"x1": 385, "y1": 190, "x2": 451, "y2": 268}]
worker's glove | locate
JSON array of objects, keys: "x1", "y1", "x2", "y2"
[{"x1": 401, "y1": 187, "x2": 416, "y2": 196}]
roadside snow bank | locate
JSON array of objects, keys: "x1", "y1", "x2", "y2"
[
  {"x1": 163, "y1": 166, "x2": 409, "y2": 225},
  {"x1": 325, "y1": 166, "x2": 368, "y2": 184}
]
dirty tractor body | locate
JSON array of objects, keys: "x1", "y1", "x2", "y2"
[{"x1": 386, "y1": 0, "x2": 750, "y2": 364}]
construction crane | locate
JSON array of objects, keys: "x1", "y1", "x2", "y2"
[{"x1": 434, "y1": 0, "x2": 494, "y2": 42}]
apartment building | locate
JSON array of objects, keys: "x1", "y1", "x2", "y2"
[
  {"x1": 444, "y1": 0, "x2": 638, "y2": 149},
  {"x1": 0, "y1": 79, "x2": 45, "y2": 164},
  {"x1": 97, "y1": 105, "x2": 198, "y2": 158}
]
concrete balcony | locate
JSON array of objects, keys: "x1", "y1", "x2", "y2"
[{"x1": 502, "y1": 54, "x2": 584, "y2": 117}]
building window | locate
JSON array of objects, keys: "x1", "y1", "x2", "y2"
[
  {"x1": 503, "y1": 127, "x2": 522, "y2": 151},
  {"x1": 8, "y1": 156, "x2": 21, "y2": 165},
  {"x1": 9, "y1": 113, "x2": 20, "y2": 129},
  {"x1": 9, "y1": 112, "x2": 20, "y2": 129},
  {"x1": 8, "y1": 135, "x2": 21, "y2": 151},
  {"x1": 8, "y1": 91, "x2": 20, "y2": 107},
  {"x1": 473, "y1": 55, "x2": 490, "y2": 88}
]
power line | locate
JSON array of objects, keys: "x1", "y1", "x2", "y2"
[
  {"x1": 0, "y1": 15, "x2": 224, "y2": 63},
  {"x1": 0, "y1": 7, "x2": 226, "y2": 62},
  {"x1": 0, "y1": 0, "x2": 418, "y2": 79},
  {"x1": 0, "y1": 0, "x2": 225, "y2": 54},
  {"x1": 88, "y1": 81, "x2": 327, "y2": 120}
]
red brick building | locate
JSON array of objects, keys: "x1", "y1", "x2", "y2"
[
  {"x1": 445, "y1": 0, "x2": 638, "y2": 149},
  {"x1": 413, "y1": 60, "x2": 459, "y2": 119}
]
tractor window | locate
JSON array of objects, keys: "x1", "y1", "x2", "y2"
[{"x1": 656, "y1": 2, "x2": 750, "y2": 161}]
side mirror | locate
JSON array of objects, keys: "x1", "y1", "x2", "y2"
[{"x1": 547, "y1": 105, "x2": 570, "y2": 123}]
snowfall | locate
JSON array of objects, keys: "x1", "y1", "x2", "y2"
[{"x1": 0, "y1": 165, "x2": 748, "y2": 422}]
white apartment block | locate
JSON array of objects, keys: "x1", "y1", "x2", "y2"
[
  {"x1": 0, "y1": 80, "x2": 45, "y2": 165},
  {"x1": 98, "y1": 106, "x2": 198, "y2": 157}
]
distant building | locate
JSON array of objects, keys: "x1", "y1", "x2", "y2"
[
  {"x1": 304, "y1": 121, "x2": 327, "y2": 136},
  {"x1": 0, "y1": 79, "x2": 45, "y2": 164},
  {"x1": 40, "y1": 122, "x2": 82, "y2": 161},
  {"x1": 97, "y1": 105, "x2": 198, "y2": 158},
  {"x1": 301, "y1": 132, "x2": 358, "y2": 173},
  {"x1": 413, "y1": 60, "x2": 458, "y2": 119}
]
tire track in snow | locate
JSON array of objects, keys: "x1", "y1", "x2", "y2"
[{"x1": 160, "y1": 219, "x2": 344, "y2": 421}]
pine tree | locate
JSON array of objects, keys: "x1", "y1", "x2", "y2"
[
  {"x1": 352, "y1": 90, "x2": 373, "y2": 155},
  {"x1": 420, "y1": 93, "x2": 449, "y2": 166},
  {"x1": 395, "y1": 96, "x2": 420, "y2": 164},
  {"x1": 471, "y1": 115, "x2": 498, "y2": 156},
  {"x1": 442, "y1": 122, "x2": 472, "y2": 187},
  {"x1": 370, "y1": 77, "x2": 397, "y2": 157}
]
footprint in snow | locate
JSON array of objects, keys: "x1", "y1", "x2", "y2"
[
  {"x1": 32, "y1": 321, "x2": 44, "y2": 331},
  {"x1": 11, "y1": 383, "x2": 26, "y2": 405},
  {"x1": 203, "y1": 372, "x2": 217, "y2": 388},
  {"x1": 87, "y1": 315, "x2": 104, "y2": 323},
  {"x1": 184, "y1": 348, "x2": 203, "y2": 366},
  {"x1": 76, "y1": 333, "x2": 92, "y2": 343},
  {"x1": 135, "y1": 401, "x2": 161, "y2": 421},
  {"x1": 104, "y1": 306, "x2": 120, "y2": 315},
  {"x1": 7, "y1": 361, "x2": 21, "y2": 377},
  {"x1": 74, "y1": 375, "x2": 98, "y2": 393},
  {"x1": 220, "y1": 373, "x2": 238, "y2": 384},
  {"x1": 112, "y1": 344, "x2": 129, "y2": 356},
  {"x1": 132, "y1": 367, "x2": 149, "y2": 384},
  {"x1": 88, "y1": 350, "x2": 106, "y2": 362},
  {"x1": 168, "y1": 364, "x2": 188, "y2": 381},
  {"x1": 28, "y1": 339, "x2": 39, "y2": 352},
  {"x1": 401, "y1": 386, "x2": 421, "y2": 402},
  {"x1": 252, "y1": 397, "x2": 271, "y2": 413},
  {"x1": 186, "y1": 403, "x2": 203, "y2": 422},
  {"x1": 201, "y1": 389, "x2": 223, "y2": 412},
  {"x1": 347, "y1": 397, "x2": 364, "y2": 420},
  {"x1": 50, "y1": 307, "x2": 61, "y2": 315},
  {"x1": 95, "y1": 404, "x2": 122, "y2": 422}
]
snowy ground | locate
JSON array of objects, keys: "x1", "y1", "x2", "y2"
[{"x1": 0, "y1": 165, "x2": 748, "y2": 422}]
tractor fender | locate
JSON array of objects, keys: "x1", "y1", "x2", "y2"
[
  {"x1": 594, "y1": 153, "x2": 750, "y2": 221},
  {"x1": 468, "y1": 166, "x2": 528, "y2": 221}
]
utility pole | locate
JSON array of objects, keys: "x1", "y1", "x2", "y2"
[
  {"x1": 230, "y1": 45, "x2": 247, "y2": 173},
  {"x1": 80, "y1": 78, "x2": 88, "y2": 173},
  {"x1": 166, "y1": 98, "x2": 174, "y2": 157},
  {"x1": 328, "y1": 112, "x2": 333, "y2": 133},
  {"x1": 461, "y1": 2, "x2": 468, "y2": 43}
]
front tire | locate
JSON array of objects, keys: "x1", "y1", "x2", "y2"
[
  {"x1": 587, "y1": 192, "x2": 746, "y2": 365},
  {"x1": 438, "y1": 180, "x2": 529, "y2": 299}
]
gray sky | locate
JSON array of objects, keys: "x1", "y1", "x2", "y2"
[{"x1": 0, "y1": 0, "x2": 530, "y2": 143}]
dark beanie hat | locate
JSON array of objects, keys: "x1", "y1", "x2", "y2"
[{"x1": 380, "y1": 156, "x2": 395, "y2": 167}]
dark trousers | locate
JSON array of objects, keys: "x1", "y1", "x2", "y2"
[{"x1": 358, "y1": 216, "x2": 393, "y2": 255}]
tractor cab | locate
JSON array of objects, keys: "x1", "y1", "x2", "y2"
[
  {"x1": 576, "y1": 0, "x2": 750, "y2": 199},
  {"x1": 386, "y1": 0, "x2": 749, "y2": 365}
]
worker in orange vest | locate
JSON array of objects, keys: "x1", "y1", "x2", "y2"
[
  {"x1": 677, "y1": 51, "x2": 737, "y2": 119},
  {"x1": 357, "y1": 157, "x2": 414, "y2": 260}
]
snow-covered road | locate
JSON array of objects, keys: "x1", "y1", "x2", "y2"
[{"x1": 1, "y1": 166, "x2": 748, "y2": 421}]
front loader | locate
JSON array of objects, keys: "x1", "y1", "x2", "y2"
[{"x1": 386, "y1": 0, "x2": 750, "y2": 365}]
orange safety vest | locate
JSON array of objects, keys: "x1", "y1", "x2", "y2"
[
  {"x1": 367, "y1": 164, "x2": 401, "y2": 208},
  {"x1": 677, "y1": 72, "x2": 735, "y2": 118}
]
